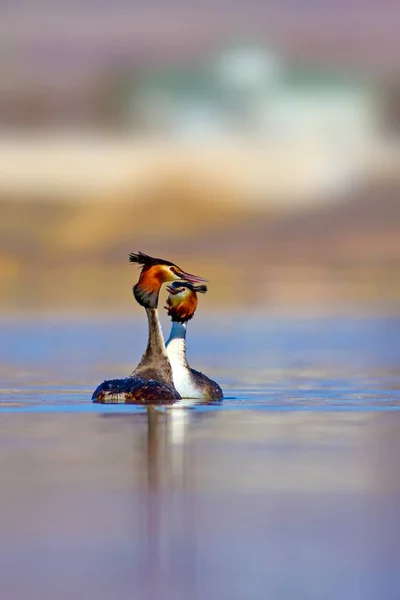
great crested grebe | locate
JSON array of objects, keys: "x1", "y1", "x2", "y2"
[
  {"x1": 165, "y1": 281, "x2": 223, "y2": 400},
  {"x1": 92, "y1": 252, "x2": 207, "y2": 404}
]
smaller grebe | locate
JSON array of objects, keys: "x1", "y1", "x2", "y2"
[
  {"x1": 92, "y1": 252, "x2": 207, "y2": 404},
  {"x1": 165, "y1": 281, "x2": 223, "y2": 401}
]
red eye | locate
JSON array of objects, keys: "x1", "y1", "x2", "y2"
[{"x1": 170, "y1": 267, "x2": 176, "y2": 273}]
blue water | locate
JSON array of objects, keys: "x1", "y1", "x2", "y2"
[
  {"x1": 1, "y1": 314, "x2": 400, "y2": 600},
  {"x1": 1, "y1": 313, "x2": 399, "y2": 409}
]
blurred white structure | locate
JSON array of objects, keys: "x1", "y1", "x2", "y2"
[
  {"x1": 0, "y1": 46, "x2": 396, "y2": 207},
  {"x1": 128, "y1": 46, "x2": 377, "y2": 144},
  {"x1": 122, "y1": 45, "x2": 381, "y2": 198}
]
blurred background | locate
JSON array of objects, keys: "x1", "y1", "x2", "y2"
[
  {"x1": 1, "y1": 0, "x2": 399, "y2": 315},
  {"x1": 1, "y1": 8, "x2": 400, "y2": 598}
]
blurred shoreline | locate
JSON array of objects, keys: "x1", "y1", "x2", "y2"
[
  {"x1": 1, "y1": 12, "x2": 399, "y2": 318},
  {"x1": 1, "y1": 175, "x2": 399, "y2": 315}
]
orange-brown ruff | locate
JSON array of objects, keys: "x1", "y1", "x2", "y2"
[
  {"x1": 165, "y1": 282, "x2": 223, "y2": 401},
  {"x1": 92, "y1": 252, "x2": 207, "y2": 405},
  {"x1": 166, "y1": 291, "x2": 198, "y2": 323}
]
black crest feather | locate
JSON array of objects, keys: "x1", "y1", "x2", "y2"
[
  {"x1": 170, "y1": 281, "x2": 208, "y2": 294},
  {"x1": 193, "y1": 284, "x2": 208, "y2": 294},
  {"x1": 129, "y1": 251, "x2": 175, "y2": 268}
]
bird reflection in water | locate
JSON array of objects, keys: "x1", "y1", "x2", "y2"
[{"x1": 102, "y1": 399, "x2": 218, "y2": 598}]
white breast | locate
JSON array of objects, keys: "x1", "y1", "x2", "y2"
[
  {"x1": 171, "y1": 363, "x2": 204, "y2": 399},
  {"x1": 166, "y1": 333, "x2": 204, "y2": 399}
]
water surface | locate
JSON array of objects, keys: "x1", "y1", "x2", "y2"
[{"x1": 0, "y1": 314, "x2": 399, "y2": 599}]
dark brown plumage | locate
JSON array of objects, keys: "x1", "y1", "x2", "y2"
[
  {"x1": 191, "y1": 369, "x2": 223, "y2": 401},
  {"x1": 92, "y1": 377, "x2": 180, "y2": 404}
]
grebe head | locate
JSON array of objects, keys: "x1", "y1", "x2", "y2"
[
  {"x1": 165, "y1": 281, "x2": 208, "y2": 322},
  {"x1": 130, "y1": 251, "x2": 207, "y2": 309}
]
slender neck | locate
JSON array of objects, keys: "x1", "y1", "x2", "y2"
[
  {"x1": 134, "y1": 308, "x2": 171, "y2": 378},
  {"x1": 166, "y1": 321, "x2": 190, "y2": 370},
  {"x1": 167, "y1": 321, "x2": 187, "y2": 342},
  {"x1": 142, "y1": 308, "x2": 168, "y2": 362}
]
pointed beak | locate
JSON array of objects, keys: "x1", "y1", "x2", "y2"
[
  {"x1": 166, "y1": 285, "x2": 177, "y2": 294},
  {"x1": 178, "y1": 271, "x2": 208, "y2": 284}
]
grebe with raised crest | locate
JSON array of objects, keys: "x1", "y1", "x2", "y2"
[
  {"x1": 165, "y1": 281, "x2": 223, "y2": 401},
  {"x1": 92, "y1": 252, "x2": 207, "y2": 404}
]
